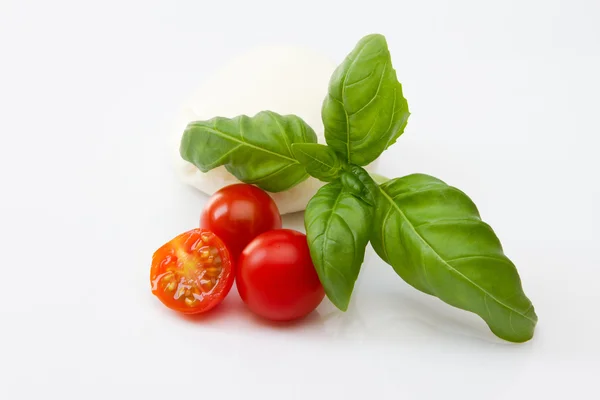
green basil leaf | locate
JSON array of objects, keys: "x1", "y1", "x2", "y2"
[
  {"x1": 371, "y1": 174, "x2": 538, "y2": 343},
  {"x1": 340, "y1": 172, "x2": 364, "y2": 196},
  {"x1": 291, "y1": 143, "x2": 343, "y2": 182},
  {"x1": 180, "y1": 111, "x2": 317, "y2": 192},
  {"x1": 305, "y1": 181, "x2": 373, "y2": 311},
  {"x1": 340, "y1": 165, "x2": 378, "y2": 206},
  {"x1": 322, "y1": 34, "x2": 410, "y2": 166}
]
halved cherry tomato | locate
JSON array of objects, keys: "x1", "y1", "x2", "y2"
[
  {"x1": 150, "y1": 229, "x2": 234, "y2": 314},
  {"x1": 200, "y1": 184, "x2": 282, "y2": 260},
  {"x1": 236, "y1": 229, "x2": 325, "y2": 321}
]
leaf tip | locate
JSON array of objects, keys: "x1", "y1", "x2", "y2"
[
  {"x1": 328, "y1": 294, "x2": 350, "y2": 312},
  {"x1": 360, "y1": 33, "x2": 387, "y2": 45}
]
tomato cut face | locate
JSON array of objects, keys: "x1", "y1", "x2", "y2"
[{"x1": 150, "y1": 229, "x2": 234, "y2": 314}]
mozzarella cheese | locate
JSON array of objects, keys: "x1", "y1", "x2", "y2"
[{"x1": 171, "y1": 45, "x2": 377, "y2": 214}]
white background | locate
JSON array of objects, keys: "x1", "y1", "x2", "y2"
[{"x1": 1, "y1": 0, "x2": 599, "y2": 398}]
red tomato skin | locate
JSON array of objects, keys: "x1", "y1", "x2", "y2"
[
  {"x1": 236, "y1": 229, "x2": 325, "y2": 321},
  {"x1": 200, "y1": 184, "x2": 282, "y2": 260}
]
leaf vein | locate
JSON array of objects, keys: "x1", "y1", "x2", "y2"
[
  {"x1": 380, "y1": 207, "x2": 393, "y2": 262},
  {"x1": 204, "y1": 144, "x2": 243, "y2": 169},
  {"x1": 270, "y1": 112, "x2": 292, "y2": 156},
  {"x1": 188, "y1": 124, "x2": 299, "y2": 163},
  {"x1": 347, "y1": 60, "x2": 388, "y2": 117},
  {"x1": 240, "y1": 163, "x2": 298, "y2": 185},
  {"x1": 333, "y1": 211, "x2": 357, "y2": 264},
  {"x1": 379, "y1": 186, "x2": 537, "y2": 324},
  {"x1": 321, "y1": 188, "x2": 344, "y2": 281},
  {"x1": 345, "y1": 68, "x2": 376, "y2": 87},
  {"x1": 390, "y1": 184, "x2": 457, "y2": 203},
  {"x1": 446, "y1": 254, "x2": 512, "y2": 266},
  {"x1": 297, "y1": 148, "x2": 335, "y2": 169},
  {"x1": 413, "y1": 218, "x2": 482, "y2": 231}
]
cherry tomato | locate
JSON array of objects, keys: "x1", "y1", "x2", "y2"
[
  {"x1": 150, "y1": 229, "x2": 234, "y2": 314},
  {"x1": 200, "y1": 184, "x2": 282, "y2": 260},
  {"x1": 236, "y1": 229, "x2": 325, "y2": 321}
]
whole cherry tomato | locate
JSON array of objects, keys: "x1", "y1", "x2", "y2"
[
  {"x1": 150, "y1": 228, "x2": 234, "y2": 314},
  {"x1": 200, "y1": 184, "x2": 282, "y2": 259},
  {"x1": 236, "y1": 229, "x2": 325, "y2": 321}
]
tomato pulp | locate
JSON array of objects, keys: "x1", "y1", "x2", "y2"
[
  {"x1": 236, "y1": 229, "x2": 325, "y2": 321},
  {"x1": 150, "y1": 229, "x2": 234, "y2": 314},
  {"x1": 200, "y1": 184, "x2": 282, "y2": 260}
]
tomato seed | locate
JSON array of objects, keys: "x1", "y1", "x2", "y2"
[
  {"x1": 199, "y1": 279, "x2": 213, "y2": 292},
  {"x1": 190, "y1": 238, "x2": 204, "y2": 251},
  {"x1": 199, "y1": 246, "x2": 211, "y2": 258},
  {"x1": 184, "y1": 297, "x2": 196, "y2": 306}
]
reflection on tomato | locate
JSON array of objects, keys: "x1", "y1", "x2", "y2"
[
  {"x1": 150, "y1": 229, "x2": 234, "y2": 314},
  {"x1": 236, "y1": 229, "x2": 325, "y2": 321}
]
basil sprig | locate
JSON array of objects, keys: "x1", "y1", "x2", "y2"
[
  {"x1": 179, "y1": 34, "x2": 537, "y2": 343},
  {"x1": 180, "y1": 111, "x2": 317, "y2": 192}
]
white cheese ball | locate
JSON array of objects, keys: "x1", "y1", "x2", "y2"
[{"x1": 172, "y1": 45, "x2": 377, "y2": 214}]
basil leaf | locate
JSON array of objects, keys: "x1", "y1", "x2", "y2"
[
  {"x1": 322, "y1": 34, "x2": 410, "y2": 166},
  {"x1": 305, "y1": 181, "x2": 373, "y2": 311},
  {"x1": 180, "y1": 111, "x2": 317, "y2": 192},
  {"x1": 371, "y1": 174, "x2": 538, "y2": 343},
  {"x1": 291, "y1": 143, "x2": 343, "y2": 182},
  {"x1": 340, "y1": 165, "x2": 378, "y2": 206}
]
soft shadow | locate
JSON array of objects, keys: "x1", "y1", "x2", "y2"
[
  {"x1": 164, "y1": 289, "x2": 327, "y2": 333},
  {"x1": 167, "y1": 293, "x2": 247, "y2": 324},
  {"x1": 375, "y1": 291, "x2": 509, "y2": 345},
  {"x1": 281, "y1": 210, "x2": 306, "y2": 231},
  {"x1": 317, "y1": 287, "x2": 523, "y2": 348},
  {"x1": 246, "y1": 309, "x2": 325, "y2": 331}
]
